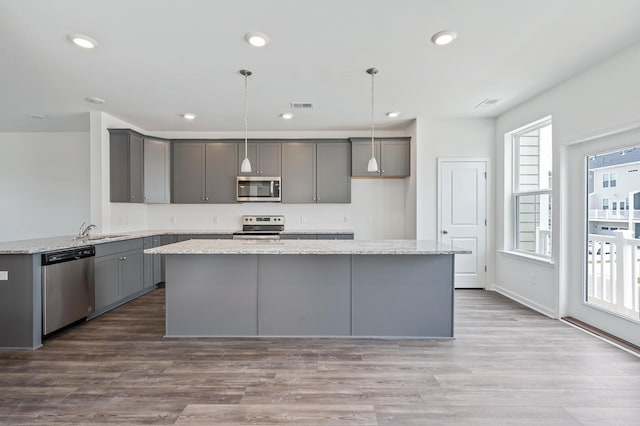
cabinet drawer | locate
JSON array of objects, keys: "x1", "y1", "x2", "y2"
[{"x1": 94, "y1": 238, "x2": 144, "y2": 257}]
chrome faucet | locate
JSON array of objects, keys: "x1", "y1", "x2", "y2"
[{"x1": 78, "y1": 222, "x2": 97, "y2": 239}]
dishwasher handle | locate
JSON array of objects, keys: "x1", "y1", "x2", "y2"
[{"x1": 42, "y1": 246, "x2": 95, "y2": 266}]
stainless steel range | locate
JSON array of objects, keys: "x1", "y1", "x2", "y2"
[{"x1": 232, "y1": 215, "x2": 284, "y2": 240}]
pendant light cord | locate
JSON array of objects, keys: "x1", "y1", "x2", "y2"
[
  {"x1": 244, "y1": 73, "x2": 249, "y2": 159},
  {"x1": 370, "y1": 70, "x2": 375, "y2": 158}
]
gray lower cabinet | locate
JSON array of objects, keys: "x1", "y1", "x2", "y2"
[
  {"x1": 280, "y1": 234, "x2": 317, "y2": 240},
  {"x1": 175, "y1": 234, "x2": 233, "y2": 242},
  {"x1": 282, "y1": 141, "x2": 350, "y2": 203},
  {"x1": 172, "y1": 141, "x2": 238, "y2": 203},
  {"x1": 109, "y1": 129, "x2": 144, "y2": 202},
  {"x1": 143, "y1": 237, "x2": 154, "y2": 288},
  {"x1": 316, "y1": 233, "x2": 354, "y2": 240},
  {"x1": 93, "y1": 239, "x2": 144, "y2": 313},
  {"x1": 152, "y1": 235, "x2": 162, "y2": 285},
  {"x1": 350, "y1": 137, "x2": 410, "y2": 177},
  {"x1": 280, "y1": 233, "x2": 353, "y2": 240},
  {"x1": 237, "y1": 142, "x2": 281, "y2": 176}
]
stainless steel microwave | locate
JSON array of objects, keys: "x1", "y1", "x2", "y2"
[{"x1": 236, "y1": 176, "x2": 281, "y2": 202}]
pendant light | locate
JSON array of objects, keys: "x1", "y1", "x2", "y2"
[
  {"x1": 240, "y1": 69, "x2": 252, "y2": 173},
  {"x1": 366, "y1": 67, "x2": 379, "y2": 172}
]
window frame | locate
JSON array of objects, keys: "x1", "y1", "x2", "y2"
[{"x1": 511, "y1": 119, "x2": 553, "y2": 258}]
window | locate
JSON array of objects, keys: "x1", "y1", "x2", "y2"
[
  {"x1": 586, "y1": 144, "x2": 640, "y2": 322},
  {"x1": 512, "y1": 119, "x2": 552, "y2": 256}
]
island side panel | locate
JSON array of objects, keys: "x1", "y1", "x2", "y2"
[
  {"x1": 258, "y1": 254, "x2": 351, "y2": 336},
  {"x1": 0, "y1": 254, "x2": 42, "y2": 349},
  {"x1": 352, "y1": 254, "x2": 454, "y2": 337},
  {"x1": 165, "y1": 254, "x2": 258, "y2": 336}
]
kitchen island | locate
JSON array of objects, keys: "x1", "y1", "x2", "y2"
[{"x1": 147, "y1": 239, "x2": 469, "y2": 338}]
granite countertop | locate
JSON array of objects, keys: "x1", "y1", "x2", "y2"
[
  {"x1": 0, "y1": 229, "x2": 355, "y2": 254},
  {"x1": 145, "y1": 239, "x2": 470, "y2": 255}
]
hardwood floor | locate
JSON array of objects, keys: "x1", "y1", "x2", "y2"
[{"x1": 1, "y1": 288, "x2": 639, "y2": 425}]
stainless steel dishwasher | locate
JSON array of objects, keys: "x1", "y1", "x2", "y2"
[{"x1": 41, "y1": 246, "x2": 95, "y2": 335}]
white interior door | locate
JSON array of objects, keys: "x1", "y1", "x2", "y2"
[{"x1": 439, "y1": 159, "x2": 487, "y2": 289}]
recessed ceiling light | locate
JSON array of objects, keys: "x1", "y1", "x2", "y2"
[
  {"x1": 85, "y1": 96, "x2": 106, "y2": 104},
  {"x1": 245, "y1": 32, "x2": 269, "y2": 47},
  {"x1": 280, "y1": 113, "x2": 293, "y2": 120},
  {"x1": 27, "y1": 113, "x2": 47, "y2": 119},
  {"x1": 431, "y1": 30, "x2": 457, "y2": 46},
  {"x1": 68, "y1": 33, "x2": 98, "y2": 49},
  {"x1": 181, "y1": 113, "x2": 196, "y2": 120},
  {"x1": 386, "y1": 111, "x2": 400, "y2": 118}
]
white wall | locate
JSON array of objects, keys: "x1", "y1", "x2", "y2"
[
  {"x1": 415, "y1": 118, "x2": 496, "y2": 284},
  {"x1": 496, "y1": 41, "x2": 640, "y2": 345},
  {"x1": 90, "y1": 112, "x2": 147, "y2": 234},
  {"x1": 0, "y1": 132, "x2": 90, "y2": 242}
]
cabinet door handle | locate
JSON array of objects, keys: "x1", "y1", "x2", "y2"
[
  {"x1": 131, "y1": 196, "x2": 135, "y2": 199},
  {"x1": 313, "y1": 197, "x2": 316, "y2": 201},
  {"x1": 442, "y1": 230, "x2": 448, "y2": 235},
  {"x1": 381, "y1": 170, "x2": 385, "y2": 174},
  {"x1": 205, "y1": 197, "x2": 209, "y2": 201}
]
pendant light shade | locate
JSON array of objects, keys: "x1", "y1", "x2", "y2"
[
  {"x1": 240, "y1": 69, "x2": 252, "y2": 173},
  {"x1": 366, "y1": 67, "x2": 379, "y2": 173},
  {"x1": 367, "y1": 156, "x2": 379, "y2": 172}
]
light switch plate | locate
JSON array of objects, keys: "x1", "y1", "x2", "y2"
[{"x1": 0, "y1": 271, "x2": 8, "y2": 280}]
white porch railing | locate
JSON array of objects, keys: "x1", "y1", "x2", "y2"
[
  {"x1": 587, "y1": 230, "x2": 640, "y2": 321},
  {"x1": 535, "y1": 228, "x2": 552, "y2": 256},
  {"x1": 589, "y1": 209, "x2": 640, "y2": 220}
]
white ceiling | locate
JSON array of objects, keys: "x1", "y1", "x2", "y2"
[{"x1": 2, "y1": 0, "x2": 640, "y2": 133}]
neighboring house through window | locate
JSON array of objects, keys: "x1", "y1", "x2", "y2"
[{"x1": 510, "y1": 118, "x2": 552, "y2": 257}]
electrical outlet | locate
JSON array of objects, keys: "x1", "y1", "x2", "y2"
[
  {"x1": 212, "y1": 216, "x2": 218, "y2": 224},
  {"x1": 343, "y1": 216, "x2": 349, "y2": 223},
  {"x1": 366, "y1": 216, "x2": 372, "y2": 224},
  {"x1": 170, "y1": 216, "x2": 176, "y2": 224},
  {"x1": 0, "y1": 271, "x2": 8, "y2": 280}
]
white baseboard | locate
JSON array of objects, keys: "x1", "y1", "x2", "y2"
[{"x1": 492, "y1": 285, "x2": 557, "y2": 319}]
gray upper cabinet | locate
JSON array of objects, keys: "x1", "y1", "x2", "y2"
[
  {"x1": 171, "y1": 143, "x2": 205, "y2": 203},
  {"x1": 282, "y1": 141, "x2": 350, "y2": 204},
  {"x1": 282, "y1": 143, "x2": 316, "y2": 203},
  {"x1": 205, "y1": 142, "x2": 238, "y2": 203},
  {"x1": 109, "y1": 129, "x2": 144, "y2": 202},
  {"x1": 316, "y1": 141, "x2": 351, "y2": 203},
  {"x1": 172, "y1": 141, "x2": 238, "y2": 203},
  {"x1": 143, "y1": 138, "x2": 170, "y2": 203},
  {"x1": 350, "y1": 137, "x2": 410, "y2": 177},
  {"x1": 237, "y1": 142, "x2": 281, "y2": 176}
]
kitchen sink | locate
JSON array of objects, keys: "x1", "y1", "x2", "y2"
[{"x1": 80, "y1": 234, "x2": 129, "y2": 241}]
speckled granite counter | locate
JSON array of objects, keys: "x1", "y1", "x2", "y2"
[
  {"x1": 0, "y1": 229, "x2": 354, "y2": 254},
  {"x1": 146, "y1": 239, "x2": 469, "y2": 255},
  {"x1": 159, "y1": 239, "x2": 465, "y2": 339}
]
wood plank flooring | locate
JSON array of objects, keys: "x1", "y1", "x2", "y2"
[{"x1": 1, "y1": 288, "x2": 639, "y2": 425}]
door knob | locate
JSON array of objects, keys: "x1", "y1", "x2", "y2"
[{"x1": 442, "y1": 230, "x2": 448, "y2": 234}]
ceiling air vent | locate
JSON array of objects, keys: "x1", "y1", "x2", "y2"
[
  {"x1": 475, "y1": 98, "x2": 500, "y2": 108},
  {"x1": 290, "y1": 102, "x2": 314, "y2": 109}
]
